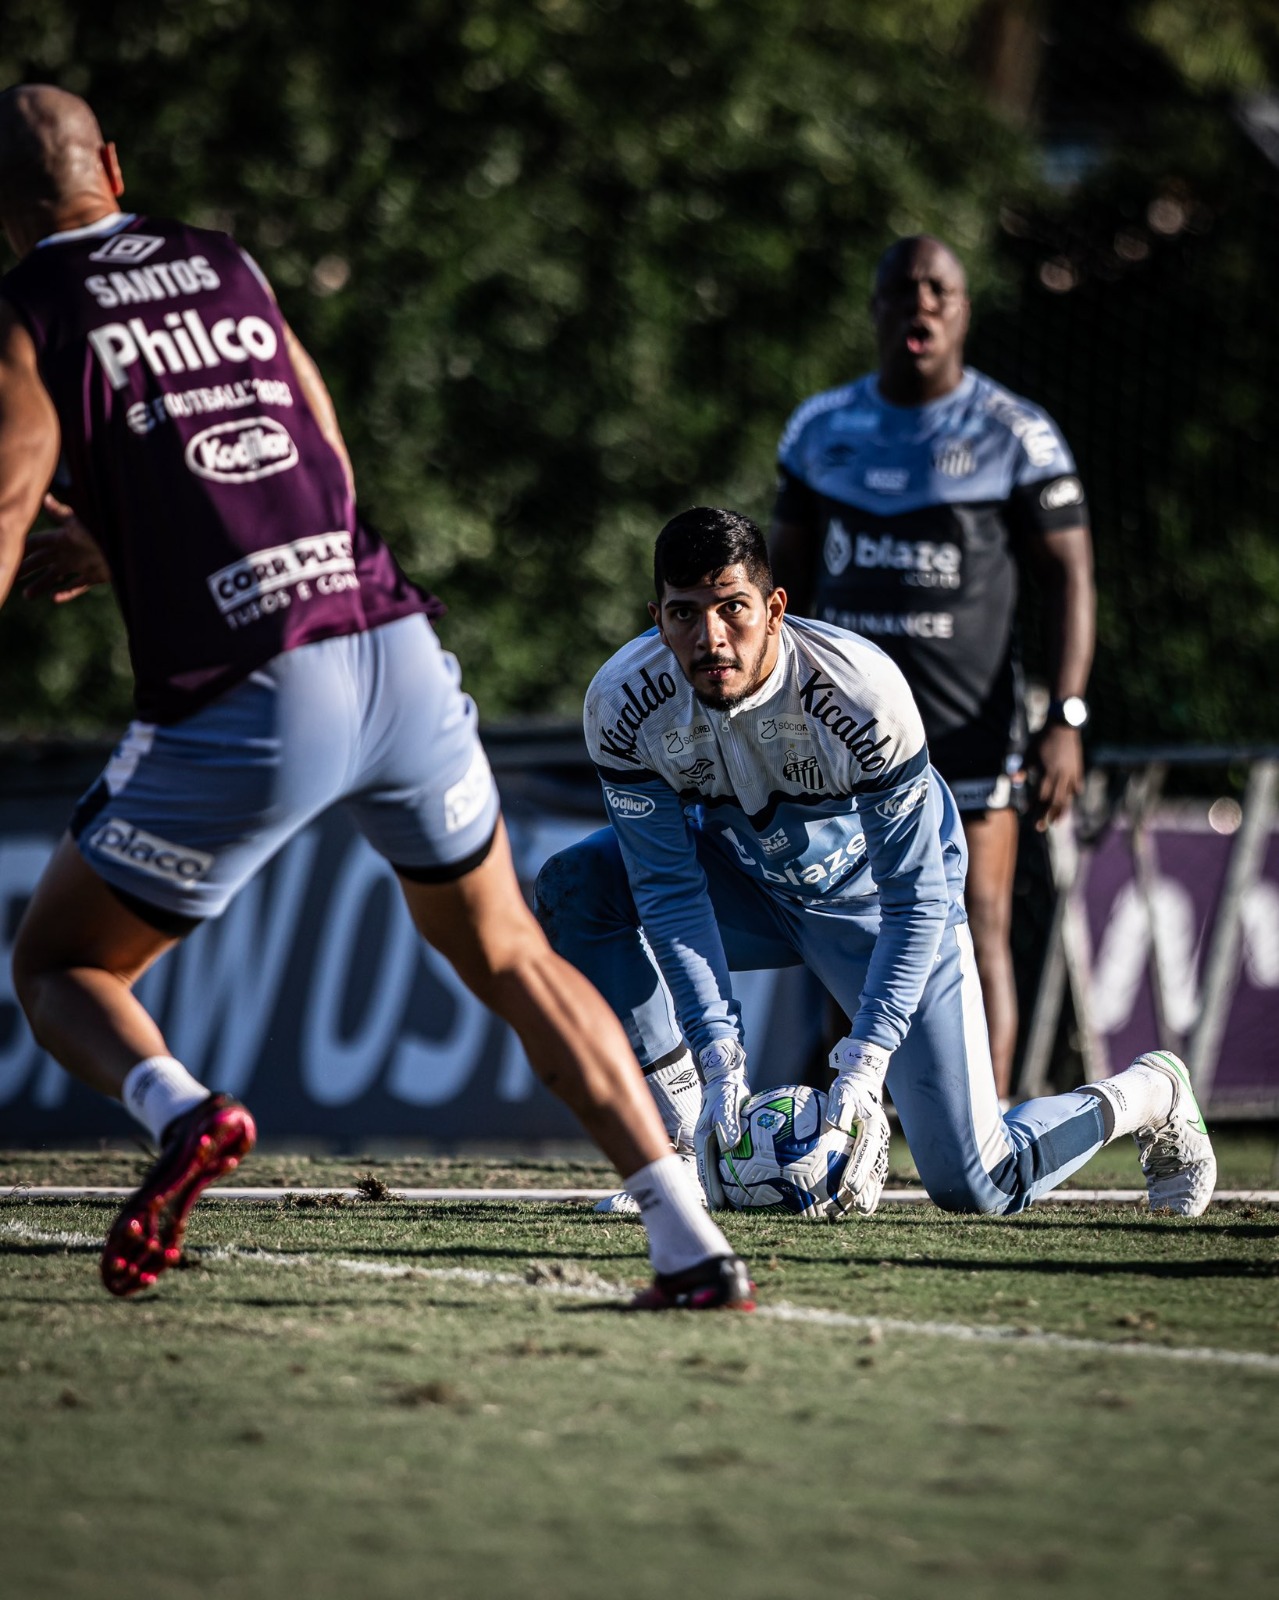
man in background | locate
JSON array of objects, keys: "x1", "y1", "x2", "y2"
[
  {"x1": 769, "y1": 236, "x2": 1094, "y2": 1102},
  {"x1": 0, "y1": 84, "x2": 750, "y2": 1310}
]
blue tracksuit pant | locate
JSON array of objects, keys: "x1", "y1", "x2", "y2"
[{"x1": 535, "y1": 827, "x2": 1108, "y2": 1214}]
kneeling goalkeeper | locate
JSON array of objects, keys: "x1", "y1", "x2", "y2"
[{"x1": 535, "y1": 507, "x2": 1215, "y2": 1220}]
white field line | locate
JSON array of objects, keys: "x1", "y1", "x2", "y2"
[
  {"x1": 2, "y1": 1220, "x2": 99, "y2": 1248},
  {"x1": 7, "y1": 1185, "x2": 1279, "y2": 1205},
  {"x1": 759, "y1": 1304, "x2": 1279, "y2": 1372},
  {"x1": 6, "y1": 1186, "x2": 621, "y2": 1203},
  {"x1": 4, "y1": 1219, "x2": 1277, "y2": 1373}
]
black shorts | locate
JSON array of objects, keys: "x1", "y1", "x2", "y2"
[{"x1": 941, "y1": 771, "x2": 1027, "y2": 817}]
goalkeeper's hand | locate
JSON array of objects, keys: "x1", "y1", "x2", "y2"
[
  {"x1": 825, "y1": 1039, "x2": 892, "y2": 1219},
  {"x1": 693, "y1": 1039, "x2": 749, "y2": 1211}
]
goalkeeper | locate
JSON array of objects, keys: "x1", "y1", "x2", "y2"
[{"x1": 534, "y1": 506, "x2": 1216, "y2": 1220}]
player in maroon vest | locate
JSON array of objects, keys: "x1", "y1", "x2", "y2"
[{"x1": 0, "y1": 85, "x2": 750, "y2": 1310}]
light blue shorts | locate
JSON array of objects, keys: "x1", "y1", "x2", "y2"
[{"x1": 71, "y1": 615, "x2": 500, "y2": 926}]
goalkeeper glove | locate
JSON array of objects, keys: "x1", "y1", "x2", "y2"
[
  {"x1": 693, "y1": 1038, "x2": 749, "y2": 1211},
  {"x1": 825, "y1": 1038, "x2": 892, "y2": 1219}
]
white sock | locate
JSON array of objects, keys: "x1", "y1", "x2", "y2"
[
  {"x1": 646, "y1": 1050, "x2": 700, "y2": 1154},
  {"x1": 121, "y1": 1056, "x2": 208, "y2": 1144},
  {"x1": 1086, "y1": 1057, "x2": 1175, "y2": 1143},
  {"x1": 626, "y1": 1153, "x2": 732, "y2": 1276}
]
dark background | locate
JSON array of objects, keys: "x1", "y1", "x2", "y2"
[{"x1": 1, "y1": 0, "x2": 1276, "y2": 749}]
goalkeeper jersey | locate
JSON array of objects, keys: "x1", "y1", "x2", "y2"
[
  {"x1": 774, "y1": 368, "x2": 1087, "y2": 779},
  {"x1": 584, "y1": 615, "x2": 966, "y2": 1057}
]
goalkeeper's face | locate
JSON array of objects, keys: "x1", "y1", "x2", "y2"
[{"x1": 650, "y1": 566, "x2": 787, "y2": 710}]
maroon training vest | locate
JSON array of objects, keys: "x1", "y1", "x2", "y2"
[{"x1": 2, "y1": 214, "x2": 433, "y2": 721}]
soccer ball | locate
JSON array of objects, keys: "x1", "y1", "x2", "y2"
[{"x1": 717, "y1": 1085, "x2": 854, "y2": 1221}]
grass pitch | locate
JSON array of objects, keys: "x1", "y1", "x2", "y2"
[{"x1": 2, "y1": 1135, "x2": 1276, "y2": 1600}]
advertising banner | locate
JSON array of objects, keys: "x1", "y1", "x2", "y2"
[
  {"x1": 1080, "y1": 816, "x2": 1279, "y2": 1115},
  {"x1": 0, "y1": 786, "x2": 823, "y2": 1147},
  {"x1": 1, "y1": 755, "x2": 1276, "y2": 1144}
]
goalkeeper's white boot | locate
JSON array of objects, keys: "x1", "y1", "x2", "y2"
[
  {"x1": 1091, "y1": 1050, "x2": 1216, "y2": 1216},
  {"x1": 1134, "y1": 1051, "x2": 1217, "y2": 1215}
]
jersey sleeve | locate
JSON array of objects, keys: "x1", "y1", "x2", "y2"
[
  {"x1": 849, "y1": 770, "x2": 952, "y2": 1052},
  {"x1": 819, "y1": 641, "x2": 951, "y2": 1050},
  {"x1": 597, "y1": 773, "x2": 743, "y2": 1056},
  {"x1": 584, "y1": 674, "x2": 742, "y2": 1056},
  {"x1": 1007, "y1": 407, "x2": 1090, "y2": 534},
  {"x1": 236, "y1": 246, "x2": 274, "y2": 295}
]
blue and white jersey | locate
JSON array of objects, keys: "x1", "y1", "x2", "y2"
[
  {"x1": 775, "y1": 368, "x2": 1088, "y2": 779},
  {"x1": 584, "y1": 616, "x2": 966, "y2": 1057}
]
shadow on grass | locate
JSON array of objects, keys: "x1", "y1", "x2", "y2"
[
  {"x1": 970, "y1": 1213, "x2": 1279, "y2": 1240},
  {"x1": 0, "y1": 1240, "x2": 98, "y2": 1257}
]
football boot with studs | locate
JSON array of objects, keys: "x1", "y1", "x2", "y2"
[
  {"x1": 629, "y1": 1253, "x2": 756, "y2": 1311},
  {"x1": 101, "y1": 1092, "x2": 256, "y2": 1297}
]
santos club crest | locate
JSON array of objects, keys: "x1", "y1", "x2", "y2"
[
  {"x1": 933, "y1": 441, "x2": 976, "y2": 478},
  {"x1": 782, "y1": 747, "x2": 825, "y2": 791}
]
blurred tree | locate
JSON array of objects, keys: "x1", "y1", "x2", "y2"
[
  {"x1": 0, "y1": 0, "x2": 1026, "y2": 730},
  {"x1": 967, "y1": 0, "x2": 1279, "y2": 746},
  {"x1": 3, "y1": 0, "x2": 1275, "y2": 746}
]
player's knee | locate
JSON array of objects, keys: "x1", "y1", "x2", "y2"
[
  {"x1": 10, "y1": 928, "x2": 54, "y2": 1040},
  {"x1": 925, "y1": 1143, "x2": 1054, "y2": 1216},
  {"x1": 9, "y1": 943, "x2": 34, "y2": 1022},
  {"x1": 533, "y1": 833, "x2": 629, "y2": 950},
  {"x1": 928, "y1": 1184, "x2": 1010, "y2": 1217},
  {"x1": 963, "y1": 883, "x2": 1012, "y2": 945},
  {"x1": 532, "y1": 850, "x2": 574, "y2": 943},
  {"x1": 915, "y1": 1160, "x2": 1013, "y2": 1216}
]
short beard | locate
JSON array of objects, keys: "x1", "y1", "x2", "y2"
[
  {"x1": 687, "y1": 637, "x2": 773, "y2": 711},
  {"x1": 692, "y1": 681, "x2": 748, "y2": 711}
]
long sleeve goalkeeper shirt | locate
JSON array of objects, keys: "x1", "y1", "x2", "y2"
[{"x1": 583, "y1": 615, "x2": 967, "y2": 1060}]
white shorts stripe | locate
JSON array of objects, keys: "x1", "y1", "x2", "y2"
[{"x1": 954, "y1": 920, "x2": 1012, "y2": 1175}]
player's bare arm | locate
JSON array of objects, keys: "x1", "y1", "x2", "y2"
[
  {"x1": 0, "y1": 299, "x2": 60, "y2": 606},
  {"x1": 283, "y1": 321, "x2": 355, "y2": 499},
  {"x1": 1022, "y1": 519, "x2": 1096, "y2": 828},
  {"x1": 247, "y1": 254, "x2": 355, "y2": 497}
]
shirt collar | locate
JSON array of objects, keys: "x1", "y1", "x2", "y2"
[
  {"x1": 870, "y1": 367, "x2": 976, "y2": 425},
  {"x1": 717, "y1": 625, "x2": 792, "y2": 722},
  {"x1": 35, "y1": 212, "x2": 136, "y2": 249}
]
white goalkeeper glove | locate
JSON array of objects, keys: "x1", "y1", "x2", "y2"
[
  {"x1": 824, "y1": 1038, "x2": 892, "y2": 1219},
  {"x1": 693, "y1": 1038, "x2": 750, "y2": 1211}
]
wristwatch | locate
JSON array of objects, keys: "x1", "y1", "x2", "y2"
[{"x1": 1045, "y1": 695, "x2": 1089, "y2": 729}]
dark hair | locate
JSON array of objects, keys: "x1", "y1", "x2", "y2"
[{"x1": 653, "y1": 507, "x2": 773, "y2": 599}]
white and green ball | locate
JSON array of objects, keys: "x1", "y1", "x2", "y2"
[{"x1": 718, "y1": 1085, "x2": 855, "y2": 1221}]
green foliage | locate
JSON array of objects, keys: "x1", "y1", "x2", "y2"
[
  {"x1": 968, "y1": 0, "x2": 1279, "y2": 746},
  {"x1": 0, "y1": 0, "x2": 1023, "y2": 729},
  {"x1": 1137, "y1": 0, "x2": 1279, "y2": 93},
  {"x1": 3, "y1": 1, "x2": 1277, "y2": 745}
]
